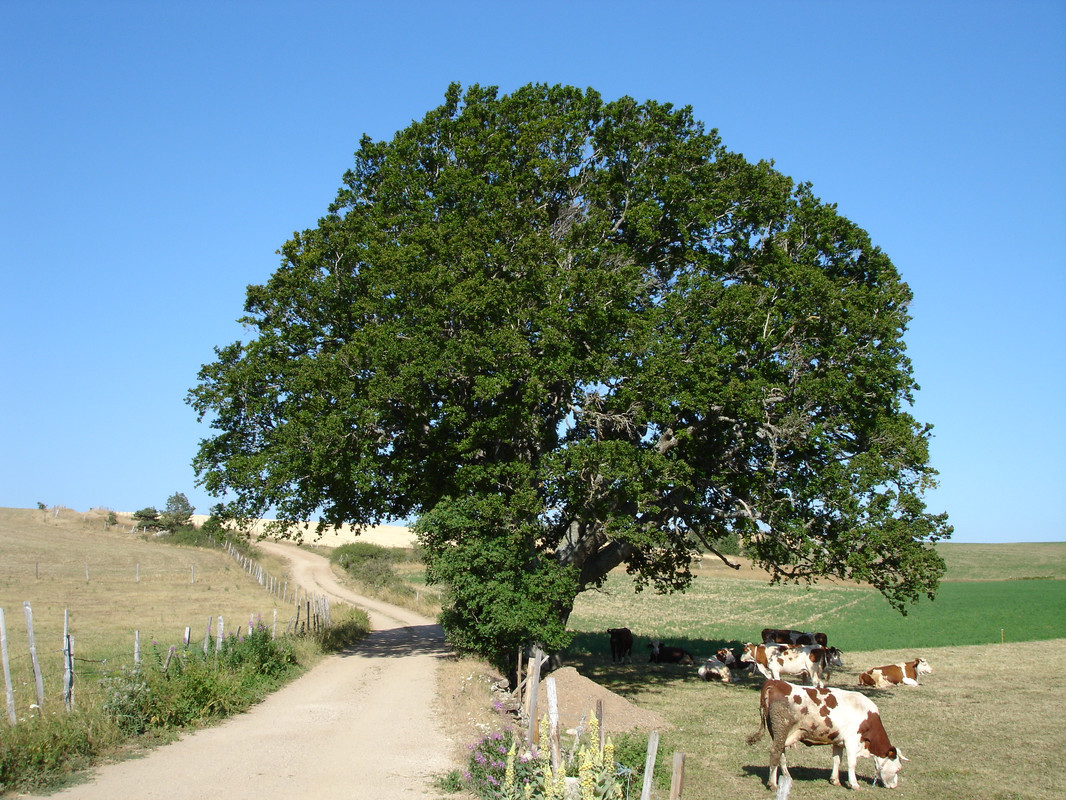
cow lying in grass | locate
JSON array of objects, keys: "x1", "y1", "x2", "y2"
[
  {"x1": 647, "y1": 639, "x2": 693, "y2": 664},
  {"x1": 859, "y1": 658, "x2": 933, "y2": 688}
]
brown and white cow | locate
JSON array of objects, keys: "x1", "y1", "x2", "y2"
[
  {"x1": 747, "y1": 679, "x2": 908, "y2": 790},
  {"x1": 762, "y1": 627, "x2": 829, "y2": 648},
  {"x1": 647, "y1": 639, "x2": 694, "y2": 664},
  {"x1": 607, "y1": 627, "x2": 634, "y2": 664},
  {"x1": 697, "y1": 656, "x2": 733, "y2": 683},
  {"x1": 741, "y1": 643, "x2": 843, "y2": 688},
  {"x1": 859, "y1": 658, "x2": 933, "y2": 688}
]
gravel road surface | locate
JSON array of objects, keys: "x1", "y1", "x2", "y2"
[{"x1": 26, "y1": 540, "x2": 453, "y2": 800}]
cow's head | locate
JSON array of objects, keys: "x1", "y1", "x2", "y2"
[
  {"x1": 825, "y1": 647, "x2": 844, "y2": 668},
  {"x1": 914, "y1": 658, "x2": 932, "y2": 675},
  {"x1": 873, "y1": 748, "x2": 908, "y2": 789}
]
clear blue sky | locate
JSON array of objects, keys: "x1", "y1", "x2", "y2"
[{"x1": 2, "y1": 2, "x2": 1063, "y2": 543}]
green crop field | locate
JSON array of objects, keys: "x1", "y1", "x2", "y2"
[{"x1": 567, "y1": 572, "x2": 1066, "y2": 657}]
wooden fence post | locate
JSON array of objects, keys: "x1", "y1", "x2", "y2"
[
  {"x1": 641, "y1": 730, "x2": 660, "y2": 800},
  {"x1": 669, "y1": 751, "x2": 685, "y2": 799},
  {"x1": 62, "y1": 610, "x2": 73, "y2": 711},
  {"x1": 1, "y1": 608, "x2": 16, "y2": 724},
  {"x1": 134, "y1": 630, "x2": 140, "y2": 664},
  {"x1": 216, "y1": 616, "x2": 224, "y2": 653},
  {"x1": 597, "y1": 698, "x2": 605, "y2": 753},
  {"x1": 525, "y1": 648, "x2": 544, "y2": 747},
  {"x1": 546, "y1": 676, "x2": 561, "y2": 773},
  {"x1": 24, "y1": 602, "x2": 44, "y2": 715},
  {"x1": 203, "y1": 616, "x2": 212, "y2": 656}
]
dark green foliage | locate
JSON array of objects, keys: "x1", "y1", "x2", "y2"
[
  {"x1": 312, "y1": 605, "x2": 372, "y2": 652},
  {"x1": 462, "y1": 728, "x2": 528, "y2": 797},
  {"x1": 610, "y1": 731, "x2": 669, "y2": 792},
  {"x1": 189, "y1": 83, "x2": 951, "y2": 669},
  {"x1": 132, "y1": 507, "x2": 160, "y2": 529},
  {"x1": 160, "y1": 492, "x2": 195, "y2": 529},
  {"x1": 329, "y1": 541, "x2": 415, "y2": 597}
]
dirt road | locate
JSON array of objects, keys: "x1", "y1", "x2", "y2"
[{"x1": 31, "y1": 541, "x2": 453, "y2": 800}]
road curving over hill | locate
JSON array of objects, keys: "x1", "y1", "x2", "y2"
[{"x1": 30, "y1": 541, "x2": 453, "y2": 800}]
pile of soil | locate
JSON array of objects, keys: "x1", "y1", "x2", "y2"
[{"x1": 534, "y1": 666, "x2": 671, "y2": 735}]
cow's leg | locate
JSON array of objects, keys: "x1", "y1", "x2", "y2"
[
  {"x1": 829, "y1": 744, "x2": 843, "y2": 786},
  {"x1": 844, "y1": 744, "x2": 862, "y2": 790}
]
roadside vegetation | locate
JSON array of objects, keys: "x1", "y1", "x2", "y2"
[
  {"x1": 328, "y1": 540, "x2": 444, "y2": 618},
  {"x1": 0, "y1": 507, "x2": 370, "y2": 796}
]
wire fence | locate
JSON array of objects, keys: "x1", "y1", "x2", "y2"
[{"x1": 0, "y1": 543, "x2": 332, "y2": 726}]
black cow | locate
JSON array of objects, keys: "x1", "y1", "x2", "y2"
[
  {"x1": 607, "y1": 627, "x2": 633, "y2": 663},
  {"x1": 648, "y1": 639, "x2": 694, "y2": 664}
]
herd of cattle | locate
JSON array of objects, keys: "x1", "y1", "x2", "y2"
[{"x1": 605, "y1": 626, "x2": 934, "y2": 790}]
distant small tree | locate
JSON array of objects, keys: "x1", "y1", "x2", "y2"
[
  {"x1": 160, "y1": 492, "x2": 195, "y2": 530},
  {"x1": 133, "y1": 507, "x2": 161, "y2": 530},
  {"x1": 104, "y1": 510, "x2": 118, "y2": 529}
]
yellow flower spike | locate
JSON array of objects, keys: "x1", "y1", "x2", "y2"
[
  {"x1": 524, "y1": 783, "x2": 534, "y2": 800},
  {"x1": 504, "y1": 739, "x2": 516, "y2": 792},
  {"x1": 539, "y1": 714, "x2": 551, "y2": 761},
  {"x1": 580, "y1": 748, "x2": 596, "y2": 800},
  {"x1": 588, "y1": 711, "x2": 600, "y2": 752},
  {"x1": 604, "y1": 736, "x2": 615, "y2": 769},
  {"x1": 554, "y1": 758, "x2": 567, "y2": 799}
]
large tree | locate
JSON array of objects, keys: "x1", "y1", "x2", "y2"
[{"x1": 188, "y1": 84, "x2": 951, "y2": 669}]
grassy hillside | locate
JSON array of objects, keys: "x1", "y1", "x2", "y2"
[
  {"x1": 0, "y1": 507, "x2": 295, "y2": 712},
  {"x1": 936, "y1": 540, "x2": 1066, "y2": 580}
]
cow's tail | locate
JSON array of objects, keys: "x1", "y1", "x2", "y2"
[{"x1": 745, "y1": 704, "x2": 768, "y2": 746}]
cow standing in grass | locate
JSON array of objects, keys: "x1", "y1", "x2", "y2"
[
  {"x1": 607, "y1": 627, "x2": 633, "y2": 664},
  {"x1": 747, "y1": 679, "x2": 908, "y2": 790},
  {"x1": 762, "y1": 628, "x2": 829, "y2": 648},
  {"x1": 741, "y1": 643, "x2": 843, "y2": 688}
]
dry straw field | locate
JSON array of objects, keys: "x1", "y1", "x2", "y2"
[{"x1": 0, "y1": 507, "x2": 297, "y2": 715}]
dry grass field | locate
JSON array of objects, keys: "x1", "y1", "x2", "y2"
[{"x1": 0, "y1": 507, "x2": 296, "y2": 714}]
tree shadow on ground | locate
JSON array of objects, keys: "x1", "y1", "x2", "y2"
[
  {"x1": 560, "y1": 630, "x2": 764, "y2": 698},
  {"x1": 335, "y1": 623, "x2": 449, "y2": 659}
]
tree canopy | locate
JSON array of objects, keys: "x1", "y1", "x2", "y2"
[{"x1": 188, "y1": 83, "x2": 951, "y2": 669}]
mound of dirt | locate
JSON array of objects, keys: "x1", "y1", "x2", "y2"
[{"x1": 535, "y1": 666, "x2": 670, "y2": 735}]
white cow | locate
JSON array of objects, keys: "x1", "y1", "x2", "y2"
[
  {"x1": 747, "y1": 679, "x2": 908, "y2": 790},
  {"x1": 741, "y1": 643, "x2": 843, "y2": 688},
  {"x1": 859, "y1": 657, "x2": 933, "y2": 688}
]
